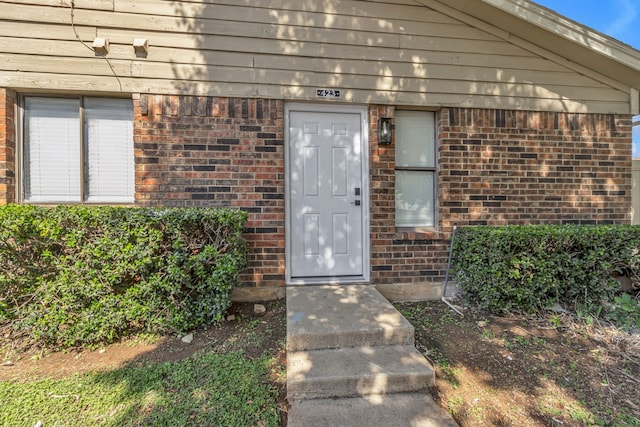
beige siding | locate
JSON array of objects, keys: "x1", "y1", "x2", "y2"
[{"x1": 0, "y1": 0, "x2": 631, "y2": 113}]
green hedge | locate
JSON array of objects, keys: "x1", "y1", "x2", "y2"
[
  {"x1": 0, "y1": 205, "x2": 248, "y2": 349},
  {"x1": 452, "y1": 225, "x2": 640, "y2": 314}
]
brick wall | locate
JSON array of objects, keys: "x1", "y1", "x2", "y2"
[
  {"x1": 369, "y1": 106, "x2": 632, "y2": 285},
  {"x1": 0, "y1": 88, "x2": 15, "y2": 204},
  {"x1": 134, "y1": 94, "x2": 285, "y2": 288},
  {"x1": 369, "y1": 105, "x2": 451, "y2": 285},
  {"x1": 3, "y1": 90, "x2": 630, "y2": 289},
  {"x1": 439, "y1": 108, "x2": 632, "y2": 230}
]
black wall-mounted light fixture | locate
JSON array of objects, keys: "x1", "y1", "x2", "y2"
[{"x1": 378, "y1": 117, "x2": 392, "y2": 145}]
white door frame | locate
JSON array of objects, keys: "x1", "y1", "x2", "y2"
[{"x1": 285, "y1": 102, "x2": 370, "y2": 285}]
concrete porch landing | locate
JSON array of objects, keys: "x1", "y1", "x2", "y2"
[{"x1": 286, "y1": 285, "x2": 457, "y2": 427}]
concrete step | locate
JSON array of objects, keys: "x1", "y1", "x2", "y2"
[
  {"x1": 286, "y1": 285, "x2": 458, "y2": 426},
  {"x1": 287, "y1": 345, "x2": 434, "y2": 400},
  {"x1": 287, "y1": 393, "x2": 459, "y2": 427},
  {"x1": 287, "y1": 285, "x2": 415, "y2": 351}
]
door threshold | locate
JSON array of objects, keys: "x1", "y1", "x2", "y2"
[{"x1": 287, "y1": 276, "x2": 368, "y2": 286}]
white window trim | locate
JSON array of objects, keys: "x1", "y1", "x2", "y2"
[{"x1": 394, "y1": 110, "x2": 437, "y2": 229}]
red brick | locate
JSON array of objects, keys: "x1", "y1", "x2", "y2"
[
  {"x1": 0, "y1": 89, "x2": 15, "y2": 204},
  {"x1": 135, "y1": 94, "x2": 286, "y2": 288},
  {"x1": 368, "y1": 105, "x2": 631, "y2": 285}
]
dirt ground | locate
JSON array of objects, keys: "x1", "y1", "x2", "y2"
[
  {"x1": 397, "y1": 300, "x2": 640, "y2": 427},
  {"x1": 3, "y1": 298, "x2": 640, "y2": 426},
  {"x1": 1, "y1": 300, "x2": 287, "y2": 380}
]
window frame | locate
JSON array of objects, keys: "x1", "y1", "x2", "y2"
[
  {"x1": 394, "y1": 109, "x2": 438, "y2": 229},
  {"x1": 18, "y1": 94, "x2": 135, "y2": 205}
]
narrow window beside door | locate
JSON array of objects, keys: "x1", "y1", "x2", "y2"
[
  {"x1": 394, "y1": 110, "x2": 436, "y2": 227},
  {"x1": 23, "y1": 96, "x2": 134, "y2": 204}
]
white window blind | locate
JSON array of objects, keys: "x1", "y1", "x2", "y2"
[
  {"x1": 84, "y1": 98, "x2": 134, "y2": 203},
  {"x1": 395, "y1": 111, "x2": 436, "y2": 169},
  {"x1": 396, "y1": 170, "x2": 435, "y2": 226},
  {"x1": 23, "y1": 96, "x2": 134, "y2": 204},
  {"x1": 395, "y1": 111, "x2": 436, "y2": 227},
  {"x1": 24, "y1": 97, "x2": 81, "y2": 202}
]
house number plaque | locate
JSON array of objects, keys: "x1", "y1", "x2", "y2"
[{"x1": 316, "y1": 89, "x2": 342, "y2": 98}]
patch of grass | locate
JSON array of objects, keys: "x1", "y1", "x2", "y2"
[
  {"x1": 439, "y1": 311, "x2": 460, "y2": 327},
  {"x1": 567, "y1": 403, "x2": 596, "y2": 425},
  {"x1": 611, "y1": 411, "x2": 640, "y2": 426},
  {"x1": 439, "y1": 360, "x2": 461, "y2": 389},
  {"x1": 447, "y1": 396, "x2": 464, "y2": 416},
  {"x1": 503, "y1": 334, "x2": 532, "y2": 351},
  {"x1": 397, "y1": 304, "x2": 439, "y2": 332},
  {"x1": 479, "y1": 328, "x2": 494, "y2": 340},
  {"x1": 0, "y1": 351, "x2": 281, "y2": 426},
  {"x1": 243, "y1": 319, "x2": 264, "y2": 345},
  {"x1": 548, "y1": 314, "x2": 563, "y2": 329},
  {"x1": 398, "y1": 308, "x2": 414, "y2": 320},
  {"x1": 537, "y1": 393, "x2": 564, "y2": 418},
  {"x1": 537, "y1": 394, "x2": 598, "y2": 424},
  {"x1": 532, "y1": 337, "x2": 545, "y2": 347}
]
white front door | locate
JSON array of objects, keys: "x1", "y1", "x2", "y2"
[{"x1": 286, "y1": 105, "x2": 369, "y2": 282}]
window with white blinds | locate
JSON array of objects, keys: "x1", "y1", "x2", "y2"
[
  {"x1": 23, "y1": 96, "x2": 134, "y2": 203},
  {"x1": 394, "y1": 111, "x2": 436, "y2": 227},
  {"x1": 24, "y1": 98, "x2": 82, "y2": 202},
  {"x1": 84, "y1": 98, "x2": 134, "y2": 203}
]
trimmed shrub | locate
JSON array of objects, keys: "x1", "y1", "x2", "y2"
[
  {"x1": 0, "y1": 205, "x2": 247, "y2": 349},
  {"x1": 452, "y1": 225, "x2": 640, "y2": 314}
]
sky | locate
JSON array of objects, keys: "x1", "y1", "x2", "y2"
[
  {"x1": 533, "y1": 0, "x2": 640, "y2": 50},
  {"x1": 532, "y1": 0, "x2": 640, "y2": 156}
]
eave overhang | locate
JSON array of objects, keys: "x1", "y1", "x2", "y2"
[{"x1": 422, "y1": 0, "x2": 640, "y2": 111}]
